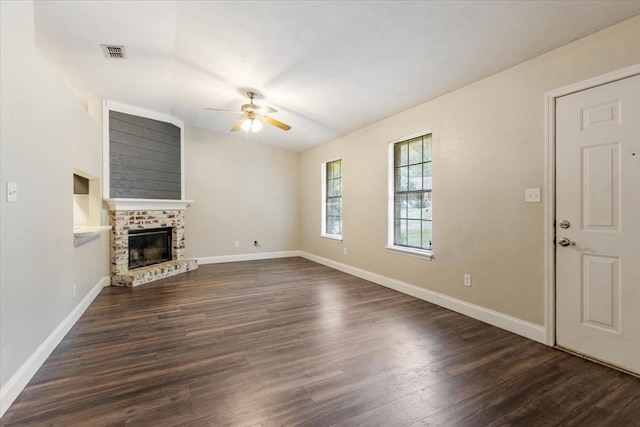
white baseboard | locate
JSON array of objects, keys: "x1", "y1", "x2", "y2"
[
  {"x1": 299, "y1": 251, "x2": 547, "y2": 344},
  {"x1": 196, "y1": 250, "x2": 302, "y2": 265},
  {"x1": 0, "y1": 276, "x2": 110, "y2": 418}
]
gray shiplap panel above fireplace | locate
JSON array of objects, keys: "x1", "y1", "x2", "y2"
[{"x1": 109, "y1": 110, "x2": 181, "y2": 200}]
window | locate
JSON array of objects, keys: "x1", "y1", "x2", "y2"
[
  {"x1": 388, "y1": 133, "x2": 432, "y2": 258},
  {"x1": 322, "y1": 159, "x2": 342, "y2": 239}
]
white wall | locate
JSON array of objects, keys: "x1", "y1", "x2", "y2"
[
  {"x1": 0, "y1": 0, "x2": 109, "y2": 401},
  {"x1": 298, "y1": 16, "x2": 640, "y2": 326},
  {"x1": 185, "y1": 126, "x2": 299, "y2": 258}
]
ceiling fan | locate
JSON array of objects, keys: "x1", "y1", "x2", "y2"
[{"x1": 205, "y1": 91, "x2": 291, "y2": 133}]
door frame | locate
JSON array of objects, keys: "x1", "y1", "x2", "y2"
[{"x1": 544, "y1": 63, "x2": 640, "y2": 346}]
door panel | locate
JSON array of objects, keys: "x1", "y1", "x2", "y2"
[
  {"x1": 581, "y1": 100, "x2": 620, "y2": 130},
  {"x1": 582, "y1": 143, "x2": 619, "y2": 230},
  {"x1": 581, "y1": 254, "x2": 619, "y2": 332},
  {"x1": 556, "y1": 74, "x2": 639, "y2": 374}
]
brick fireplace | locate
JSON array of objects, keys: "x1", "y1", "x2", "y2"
[{"x1": 108, "y1": 203, "x2": 197, "y2": 286}]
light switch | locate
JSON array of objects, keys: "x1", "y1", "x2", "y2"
[
  {"x1": 525, "y1": 187, "x2": 541, "y2": 203},
  {"x1": 6, "y1": 182, "x2": 17, "y2": 202}
]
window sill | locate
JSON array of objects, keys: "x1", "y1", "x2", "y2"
[
  {"x1": 321, "y1": 234, "x2": 343, "y2": 242},
  {"x1": 386, "y1": 245, "x2": 433, "y2": 260}
]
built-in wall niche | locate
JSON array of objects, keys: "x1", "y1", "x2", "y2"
[
  {"x1": 73, "y1": 173, "x2": 90, "y2": 225},
  {"x1": 73, "y1": 169, "x2": 110, "y2": 246}
]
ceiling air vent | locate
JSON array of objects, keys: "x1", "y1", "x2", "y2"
[{"x1": 101, "y1": 44, "x2": 126, "y2": 59}]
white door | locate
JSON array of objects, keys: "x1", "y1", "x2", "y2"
[{"x1": 556, "y1": 74, "x2": 640, "y2": 374}]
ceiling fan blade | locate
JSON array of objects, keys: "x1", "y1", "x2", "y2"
[
  {"x1": 261, "y1": 115, "x2": 291, "y2": 131},
  {"x1": 256, "y1": 106, "x2": 277, "y2": 114},
  {"x1": 205, "y1": 108, "x2": 244, "y2": 114},
  {"x1": 231, "y1": 116, "x2": 248, "y2": 132}
]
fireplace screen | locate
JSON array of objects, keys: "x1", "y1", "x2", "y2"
[{"x1": 128, "y1": 227, "x2": 172, "y2": 269}]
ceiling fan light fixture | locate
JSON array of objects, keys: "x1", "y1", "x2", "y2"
[
  {"x1": 207, "y1": 91, "x2": 290, "y2": 133},
  {"x1": 241, "y1": 118, "x2": 262, "y2": 132}
]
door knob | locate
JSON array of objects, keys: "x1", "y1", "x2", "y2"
[{"x1": 558, "y1": 237, "x2": 576, "y2": 247}]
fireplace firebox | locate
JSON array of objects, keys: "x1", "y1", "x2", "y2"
[{"x1": 128, "y1": 227, "x2": 172, "y2": 269}]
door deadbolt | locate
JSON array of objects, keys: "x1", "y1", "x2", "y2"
[{"x1": 558, "y1": 220, "x2": 571, "y2": 229}]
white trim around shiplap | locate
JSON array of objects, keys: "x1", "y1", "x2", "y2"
[
  {"x1": 0, "y1": 276, "x2": 110, "y2": 418},
  {"x1": 299, "y1": 251, "x2": 546, "y2": 344},
  {"x1": 102, "y1": 99, "x2": 110, "y2": 197},
  {"x1": 196, "y1": 251, "x2": 302, "y2": 265}
]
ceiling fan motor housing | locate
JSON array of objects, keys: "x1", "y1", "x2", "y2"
[{"x1": 241, "y1": 103, "x2": 257, "y2": 113}]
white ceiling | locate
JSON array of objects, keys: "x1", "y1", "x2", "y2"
[{"x1": 33, "y1": 1, "x2": 640, "y2": 151}]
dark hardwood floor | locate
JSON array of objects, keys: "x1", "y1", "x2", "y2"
[{"x1": 2, "y1": 257, "x2": 639, "y2": 426}]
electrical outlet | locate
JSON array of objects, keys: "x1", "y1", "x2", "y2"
[
  {"x1": 235, "y1": 241, "x2": 240, "y2": 247},
  {"x1": 344, "y1": 248, "x2": 347, "y2": 255},
  {"x1": 72, "y1": 285, "x2": 77, "y2": 298},
  {"x1": 464, "y1": 274, "x2": 471, "y2": 287}
]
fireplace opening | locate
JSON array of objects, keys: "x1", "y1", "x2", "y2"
[{"x1": 128, "y1": 227, "x2": 172, "y2": 269}]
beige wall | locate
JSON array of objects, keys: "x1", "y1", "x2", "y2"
[
  {"x1": 184, "y1": 126, "x2": 299, "y2": 258},
  {"x1": 299, "y1": 16, "x2": 640, "y2": 326},
  {"x1": 0, "y1": 1, "x2": 109, "y2": 390}
]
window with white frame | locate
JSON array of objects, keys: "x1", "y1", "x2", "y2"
[
  {"x1": 322, "y1": 159, "x2": 342, "y2": 239},
  {"x1": 389, "y1": 133, "x2": 432, "y2": 255}
]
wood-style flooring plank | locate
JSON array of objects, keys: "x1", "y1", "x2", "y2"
[{"x1": 2, "y1": 257, "x2": 638, "y2": 426}]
